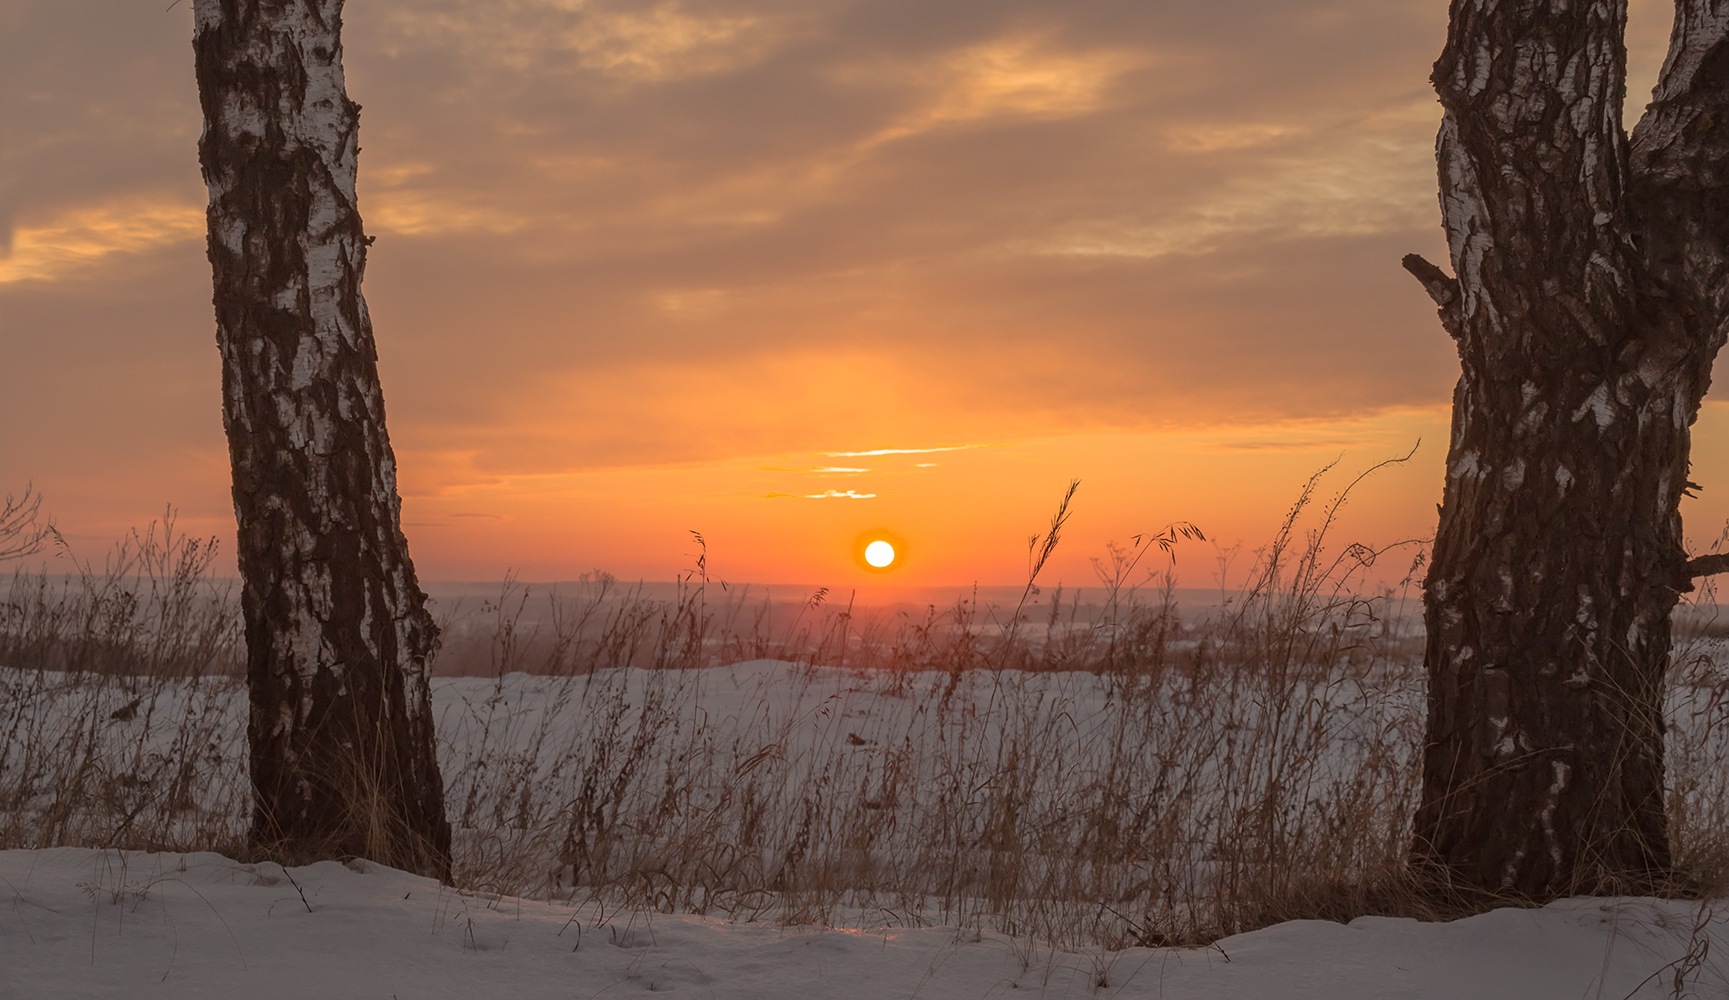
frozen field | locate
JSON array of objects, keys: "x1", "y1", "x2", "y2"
[
  {"x1": 1, "y1": 657, "x2": 1431, "y2": 943},
  {"x1": 5, "y1": 647, "x2": 1729, "y2": 997}
]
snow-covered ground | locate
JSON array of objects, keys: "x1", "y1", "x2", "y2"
[
  {"x1": 7, "y1": 654, "x2": 1729, "y2": 996},
  {"x1": 3, "y1": 847, "x2": 1725, "y2": 999},
  {"x1": 0, "y1": 658, "x2": 1434, "y2": 942}
]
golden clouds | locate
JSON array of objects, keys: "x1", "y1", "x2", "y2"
[
  {"x1": 0, "y1": 199, "x2": 202, "y2": 284},
  {"x1": 854, "y1": 35, "x2": 1143, "y2": 147},
  {"x1": 1038, "y1": 98, "x2": 1438, "y2": 259},
  {"x1": 437, "y1": 350, "x2": 967, "y2": 477},
  {"x1": 365, "y1": 188, "x2": 531, "y2": 237},
  {"x1": 381, "y1": 0, "x2": 795, "y2": 84},
  {"x1": 566, "y1": 5, "x2": 773, "y2": 82},
  {"x1": 5, "y1": 0, "x2": 1496, "y2": 584},
  {"x1": 358, "y1": 160, "x2": 539, "y2": 237},
  {"x1": 912, "y1": 37, "x2": 1140, "y2": 124}
]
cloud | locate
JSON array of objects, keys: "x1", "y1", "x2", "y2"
[
  {"x1": 376, "y1": 0, "x2": 808, "y2": 85},
  {"x1": 1033, "y1": 98, "x2": 1437, "y2": 259},
  {"x1": 0, "y1": 198, "x2": 203, "y2": 284},
  {"x1": 4, "y1": 0, "x2": 1486, "y2": 503},
  {"x1": 765, "y1": 489, "x2": 879, "y2": 499},
  {"x1": 850, "y1": 34, "x2": 1147, "y2": 148},
  {"x1": 367, "y1": 180, "x2": 532, "y2": 238},
  {"x1": 823, "y1": 445, "x2": 988, "y2": 458}
]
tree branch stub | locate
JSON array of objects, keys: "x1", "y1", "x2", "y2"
[
  {"x1": 1684, "y1": 553, "x2": 1729, "y2": 581},
  {"x1": 1401, "y1": 253, "x2": 1463, "y2": 342}
]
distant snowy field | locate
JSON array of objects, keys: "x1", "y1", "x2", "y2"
[
  {"x1": 6, "y1": 656, "x2": 1729, "y2": 997},
  {"x1": 3, "y1": 847, "x2": 1725, "y2": 999}
]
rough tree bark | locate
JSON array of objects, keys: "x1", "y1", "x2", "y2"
[
  {"x1": 1407, "y1": 0, "x2": 1729, "y2": 898},
  {"x1": 193, "y1": 0, "x2": 451, "y2": 879}
]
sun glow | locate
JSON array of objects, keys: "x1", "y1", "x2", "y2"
[
  {"x1": 864, "y1": 539, "x2": 896, "y2": 568},
  {"x1": 854, "y1": 530, "x2": 908, "y2": 573}
]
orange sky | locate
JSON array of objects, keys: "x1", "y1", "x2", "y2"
[{"x1": 6, "y1": 0, "x2": 1729, "y2": 591}]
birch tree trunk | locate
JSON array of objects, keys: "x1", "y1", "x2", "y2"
[
  {"x1": 193, "y1": 0, "x2": 451, "y2": 879},
  {"x1": 1407, "y1": 0, "x2": 1729, "y2": 898}
]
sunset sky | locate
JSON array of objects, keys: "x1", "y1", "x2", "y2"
[{"x1": 5, "y1": 0, "x2": 1727, "y2": 591}]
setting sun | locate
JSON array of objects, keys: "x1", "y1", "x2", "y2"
[{"x1": 854, "y1": 530, "x2": 908, "y2": 573}]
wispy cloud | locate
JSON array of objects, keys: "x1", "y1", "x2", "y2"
[
  {"x1": 856, "y1": 35, "x2": 1146, "y2": 147},
  {"x1": 380, "y1": 0, "x2": 801, "y2": 85},
  {"x1": 822, "y1": 445, "x2": 988, "y2": 458},
  {"x1": 764, "y1": 489, "x2": 879, "y2": 499},
  {"x1": 1031, "y1": 99, "x2": 1436, "y2": 260},
  {"x1": 0, "y1": 198, "x2": 203, "y2": 284}
]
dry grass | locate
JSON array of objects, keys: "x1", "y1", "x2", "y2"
[
  {"x1": 0, "y1": 514, "x2": 246, "y2": 854},
  {"x1": 4, "y1": 470, "x2": 1729, "y2": 951}
]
